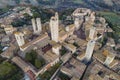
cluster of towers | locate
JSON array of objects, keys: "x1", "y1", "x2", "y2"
[
  {"x1": 72, "y1": 8, "x2": 99, "y2": 63},
  {"x1": 14, "y1": 9, "x2": 96, "y2": 63},
  {"x1": 14, "y1": 17, "x2": 42, "y2": 47},
  {"x1": 14, "y1": 12, "x2": 59, "y2": 49},
  {"x1": 83, "y1": 27, "x2": 97, "y2": 63}
]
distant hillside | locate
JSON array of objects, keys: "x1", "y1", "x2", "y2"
[
  {"x1": 86, "y1": 0, "x2": 120, "y2": 11},
  {"x1": 97, "y1": 11, "x2": 120, "y2": 43},
  {"x1": 0, "y1": 0, "x2": 120, "y2": 12}
]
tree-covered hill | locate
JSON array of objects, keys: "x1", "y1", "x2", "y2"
[{"x1": 0, "y1": 0, "x2": 120, "y2": 12}]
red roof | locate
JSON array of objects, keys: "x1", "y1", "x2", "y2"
[
  {"x1": 42, "y1": 44, "x2": 52, "y2": 53},
  {"x1": 27, "y1": 70, "x2": 36, "y2": 80}
]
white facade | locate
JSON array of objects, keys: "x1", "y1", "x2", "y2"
[
  {"x1": 84, "y1": 40, "x2": 95, "y2": 62},
  {"x1": 52, "y1": 47, "x2": 60, "y2": 55},
  {"x1": 90, "y1": 12, "x2": 95, "y2": 22},
  {"x1": 3, "y1": 25, "x2": 16, "y2": 35},
  {"x1": 74, "y1": 17, "x2": 80, "y2": 29},
  {"x1": 31, "y1": 18, "x2": 42, "y2": 34},
  {"x1": 104, "y1": 54, "x2": 115, "y2": 66},
  {"x1": 31, "y1": 18, "x2": 37, "y2": 34},
  {"x1": 36, "y1": 18, "x2": 42, "y2": 33},
  {"x1": 50, "y1": 12, "x2": 59, "y2": 42},
  {"x1": 52, "y1": 44, "x2": 61, "y2": 56},
  {"x1": 89, "y1": 27, "x2": 96, "y2": 40},
  {"x1": 72, "y1": 8, "x2": 91, "y2": 19},
  {"x1": 4, "y1": 27, "x2": 14, "y2": 34},
  {"x1": 14, "y1": 32, "x2": 25, "y2": 47}
]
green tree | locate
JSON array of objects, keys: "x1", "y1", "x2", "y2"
[
  {"x1": 33, "y1": 12, "x2": 40, "y2": 18},
  {"x1": 0, "y1": 49, "x2": 3, "y2": 54},
  {"x1": 25, "y1": 50, "x2": 46, "y2": 69},
  {"x1": 25, "y1": 50, "x2": 37, "y2": 64},
  {"x1": 23, "y1": 13, "x2": 32, "y2": 20},
  {"x1": 25, "y1": 52, "x2": 32, "y2": 62},
  {"x1": 60, "y1": 47, "x2": 67, "y2": 56},
  {"x1": 39, "y1": 62, "x2": 62, "y2": 80},
  {"x1": 0, "y1": 62, "x2": 17, "y2": 79},
  {"x1": 35, "y1": 59, "x2": 42, "y2": 69},
  {"x1": 59, "y1": 72, "x2": 70, "y2": 80},
  {"x1": 31, "y1": 50, "x2": 37, "y2": 60}
]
